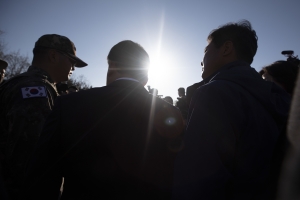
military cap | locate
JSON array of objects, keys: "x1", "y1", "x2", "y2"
[
  {"x1": 0, "y1": 59, "x2": 8, "y2": 69},
  {"x1": 34, "y1": 34, "x2": 87, "y2": 67}
]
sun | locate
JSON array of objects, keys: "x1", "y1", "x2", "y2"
[{"x1": 147, "y1": 52, "x2": 175, "y2": 94}]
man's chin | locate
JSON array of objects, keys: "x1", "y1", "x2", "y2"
[
  {"x1": 202, "y1": 69, "x2": 215, "y2": 80},
  {"x1": 202, "y1": 71, "x2": 208, "y2": 80}
]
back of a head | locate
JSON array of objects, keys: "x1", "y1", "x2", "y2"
[
  {"x1": 163, "y1": 96, "x2": 174, "y2": 105},
  {"x1": 178, "y1": 87, "x2": 185, "y2": 96},
  {"x1": 0, "y1": 59, "x2": 8, "y2": 70},
  {"x1": 262, "y1": 60, "x2": 299, "y2": 94},
  {"x1": 208, "y1": 20, "x2": 258, "y2": 64},
  {"x1": 107, "y1": 40, "x2": 150, "y2": 81},
  {"x1": 150, "y1": 88, "x2": 158, "y2": 96}
]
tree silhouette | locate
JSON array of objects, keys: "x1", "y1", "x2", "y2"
[
  {"x1": 0, "y1": 30, "x2": 30, "y2": 79},
  {"x1": 67, "y1": 74, "x2": 92, "y2": 90}
]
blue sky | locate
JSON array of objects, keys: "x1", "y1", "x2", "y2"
[{"x1": 1, "y1": 0, "x2": 299, "y2": 101}]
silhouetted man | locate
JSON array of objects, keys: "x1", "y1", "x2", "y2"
[
  {"x1": 0, "y1": 34, "x2": 87, "y2": 200},
  {"x1": 175, "y1": 87, "x2": 188, "y2": 120},
  {"x1": 163, "y1": 96, "x2": 174, "y2": 105},
  {"x1": 173, "y1": 20, "x2": 290, "y2": 199},
  {"x1": 22, "y1": 40, "x2": 183, "y2": 200},
  {"x1": 0, "y1": 59, "x2": 8, "y2": 84},
  {"x1": 260, "y1": 60, "x2": 299, "y2": 95},
  {"x1": 277, "y1": 60, "x2": 300, "y2": 200}
]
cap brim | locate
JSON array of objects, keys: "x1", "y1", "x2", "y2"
[
  {"x1": 0, "y1": 60, "x2": 8, "y2": 68},
  {"x1": 67, "y1": 54, "x2": 88, "y2": 68}
]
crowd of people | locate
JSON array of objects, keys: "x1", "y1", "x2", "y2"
[{"x1": 0, "y1": 19, "x2": 299, "y2": 200}]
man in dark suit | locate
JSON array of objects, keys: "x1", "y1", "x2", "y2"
[{"x1": 21, "y1": 40, "x2": 183, "y2": 200}]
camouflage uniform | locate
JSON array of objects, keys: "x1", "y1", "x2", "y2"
[
  {"x1": 0, "y1": 34, "x2": 87, "y2": 199},
  {"x1": 0, "y1": 65, "x2": 58, "y2": 198}
]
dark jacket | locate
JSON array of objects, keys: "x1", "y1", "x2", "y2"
[
  {"x1": 175, "y1": 97, "x2": 188, "y2": 120},
  {"x1": 22, "y1": 80, "x2": 184, "y2": 200},
  {"x1": 173, "y1": 61, "x2": 290, "y2": 200},
  {"x1": 186, "y1": 81, "x2": 205, "y2": 107},
  {"x1": 0, "y1": 66, "x2": 57, "y2": 200}
]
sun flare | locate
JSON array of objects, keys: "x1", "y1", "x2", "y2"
[{"x1": 147, "y1": 53, "x2": 175, "y2": 94}]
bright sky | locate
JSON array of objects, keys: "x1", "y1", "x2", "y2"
[{"x1": 1, "y1": 0, "x2": 299, "y2": 101}]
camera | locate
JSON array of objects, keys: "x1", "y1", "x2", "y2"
[{"x1": 281, "y1": 50, "x2": 299, "y2": 67}]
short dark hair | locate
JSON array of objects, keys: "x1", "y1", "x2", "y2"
[
  {"x1": 163, "y1": 96, "x2": 173, "y2": 105},
  {"x1": 208, "y1": 20, "x2": 258, "y2": 64},
  {"x1": 107, "y1": 40, "x2": 150, "y2": 80},
  {"x1": 178, "y1": 87, "x2": 185, "y2": 93},
  {"x1": 262, "y1": 60, "x2": 299, "y2": 94}
]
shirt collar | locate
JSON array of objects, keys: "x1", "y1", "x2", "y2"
[{"x1": 114, "y1": 77, "x2": 140, "y2": 83}]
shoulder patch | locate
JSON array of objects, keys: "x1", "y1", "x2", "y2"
[{"x1": 21, "y1": 86, "x2": 47, "y2": 99}]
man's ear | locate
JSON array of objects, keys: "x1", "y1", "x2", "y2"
[
  {"x1": 107, "y1": 61, "x2": 120, "y2": 75},
  {"x1": 222, "y1": 41, "x2": 234, "y2": 56},
  {"x1": 106, "y1": 60, "x2": 121, "y2": 85}
]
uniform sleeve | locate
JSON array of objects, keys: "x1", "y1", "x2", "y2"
[
  {"x1": 173, "y1": 84, "x2": 236, "y2": 200},
  {"x1": 1, "y1": 82, "x2": 55, "y2": 194},
  {"x1": 21, "y1": 96, "x2": 63, "y2": 200}
]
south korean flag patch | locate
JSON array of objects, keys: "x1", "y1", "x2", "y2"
[{"x1": 21, "y1": 86, "x2": 47, "y2": 99}]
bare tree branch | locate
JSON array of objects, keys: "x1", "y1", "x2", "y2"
[
  {"x1": 2, "y1": 51, "x2": 30, "y2": 79},
  {"x1": 67, "y1": 74, "x2": 92, "y2": 90},
  {"x1": 0, "y1": 30, "x2": 30, "y2": 79}
]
